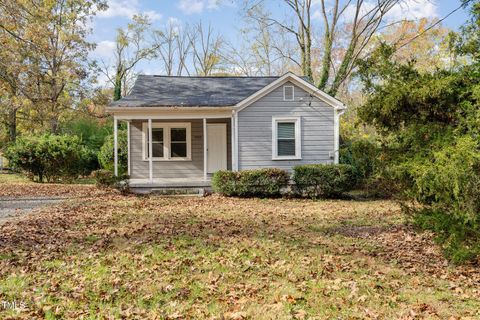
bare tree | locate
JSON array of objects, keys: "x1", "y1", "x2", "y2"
[
  {"x1": 100, "y1": 14, "x2": 156, "y2": 101},
  {"x1": 189, "y1": 22, "x2": 223, "y2": 76},
  {"x1": 153, "y1": 20, "x2": 193, "y2": 76},
  {"x1": 245, "y1": 0, "x2": 313, "y2": 79},
  {"x1": 244, "y1": 0, "x2": 403, "y2": 96},
  {"x1": 222, "y1": 41, "x2": 256, "y2": 75}
]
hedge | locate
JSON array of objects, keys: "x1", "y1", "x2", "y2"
[
  {"x1": 292, "y1": 164, "x2": 356, "y2": 198},
  {"x1": 212, "y1": 168, "x2": 289, "y2": 197},
  {"x1": 5, "y1": 134, "x2": 97, "y2": 182}
]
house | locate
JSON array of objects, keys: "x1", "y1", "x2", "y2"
[{"x1": 106, "y1": 72, "x2": 346, "y2": 192}]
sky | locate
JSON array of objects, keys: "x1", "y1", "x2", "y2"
[{"x1": 90, "y1": 0, "x2": 472, "y2": 80}]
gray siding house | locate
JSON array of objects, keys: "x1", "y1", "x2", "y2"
[{"x1": 107, "y1": 72, "x2": 346, "y2": 189}]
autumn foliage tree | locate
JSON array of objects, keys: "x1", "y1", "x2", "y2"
[
  {"x1": 356, "y1": 2, "x2": 480, "y2": 262},
  {"x1": 0, "y1": 0, "x2": 106, "y2": 134}
]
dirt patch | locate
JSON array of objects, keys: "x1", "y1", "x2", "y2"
[{"x1": 0, "y1": 198, "x2": 65, "y2": 224}]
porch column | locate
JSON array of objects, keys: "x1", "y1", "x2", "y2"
[
  {"x1": 113, "y1": 116, "x2": 118, "y2": 176},
  {"x1": 148, "y1": 118, "x2": 153, "y2": 182},
  {"x1": 231, "y1": 113, "x2": 235, "y2": 171},
  {"x1": 203, "y1": 118, "x2": 207, "y2": 181},
  {"x1": 234, "y1": 112, "x2": 239, "y2": 171}
]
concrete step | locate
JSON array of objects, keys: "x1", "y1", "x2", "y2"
[{"x1": 131, "y1": 187, "x2": 210, "y2": 196}]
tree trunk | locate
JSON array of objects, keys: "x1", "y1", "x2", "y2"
[
  {"x1": 303, "y1": 27, "x2": 313, "y2": 81},
  {"x1": 113, "y1": 68, "x2": 123, "y2": 101},
  {"x1": 7, "y1": 109, "x2": 17, "y2": 142},
  {"x1": 318, "y1": 33, "x2": 333, "y2": 90},
  {"x1": 329, "y1": 43, "x2": 355, "y2": 96}
]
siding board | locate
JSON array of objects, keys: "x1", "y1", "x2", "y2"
[
  {"x1": 237, "y1": 81, "x2": 335, "y2": 170},
  {"x1": 129, "y1": 119, "x2": 231, "y2": 179}
]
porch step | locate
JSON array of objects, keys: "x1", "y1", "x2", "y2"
[{"x1": 131, "y1": 187, "x2": 209, "y2": 196}]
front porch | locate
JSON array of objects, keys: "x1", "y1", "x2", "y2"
[{"x1": 112, "y1": 109, "x2": 237, "y2": 189}]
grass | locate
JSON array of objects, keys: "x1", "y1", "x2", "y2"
[
  {"x1": 0, "y1": 193, "x2": 479, "y2": 319},
  {"x1": 0, "y1": 172, "x2": 30, "y2": 184},
  {"x1": 0, "y1": 172, "x2": 95, "y2": 185}
]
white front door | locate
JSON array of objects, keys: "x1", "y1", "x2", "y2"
[{"x1": 207, "y1": 123, "x2": 227, "y2": 173}]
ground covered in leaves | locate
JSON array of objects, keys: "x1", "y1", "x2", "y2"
[
  {"x1": 0, "y1": 190, "x2": 479, "y2": 319},
  {"x1": 0, "y1": 173, "x2": 105, "y2": 199}
]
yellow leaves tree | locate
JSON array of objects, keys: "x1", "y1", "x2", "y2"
[
  {"x1": 0, "y1": 0, "x2": 107, "y2": 135},
  {"x1": 379, "y1": 18, "x2": 453, "y2": 72}
]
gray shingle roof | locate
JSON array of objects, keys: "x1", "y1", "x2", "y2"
[{"x1": 110, "y1": 75, "x2": 282, "y2": 107}]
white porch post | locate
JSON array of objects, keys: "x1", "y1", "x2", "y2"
[
  {"x1": 148, "y1": 118, "x2": 153, "y2": 182},
  {"x1": 231, "y1": 113, "x2": 235, "y2": 171},
  {"x1": 234, "y1": 112, "x2": 239, "y2": 171},
  {"x1": 127, "y1": 121, "x2": 130, "y2": 176},
  {"x1": 113, "y1": 116, "x2": 118, "y2": 176},
  {"x1": 203, "y1": 118, "x2": 207, "y2": 181}
]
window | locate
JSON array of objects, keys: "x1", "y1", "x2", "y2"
[
  {"x1": 283, "y1": 85, "x2": 294, "y2": 101},
  {"x1": 148, "y1": 128, "x2": 164, "y2": 158},
  {"x1": 143, "y1": 122, "x2": 191, "y2": 161},
  {"x1": 170, "y1": 128, "x2": 187, "y2": 158},
  {"x1": 272, "y1": 117, "x2": 301, "y2": 160}
]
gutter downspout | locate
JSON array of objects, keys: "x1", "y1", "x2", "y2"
[{"x1": 333, "y1": 108, "x2": 346, "y2": 164}]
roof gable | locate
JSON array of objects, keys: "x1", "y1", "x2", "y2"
[{"x1": 235, "y1": 72, "x2": 345, "y2": 111}]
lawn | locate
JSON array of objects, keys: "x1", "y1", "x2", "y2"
[{"x1": 0, "y1": 188, "x2": 479, "y2": 319}]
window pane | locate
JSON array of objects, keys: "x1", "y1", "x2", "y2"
[
  {"x1": 171, "y1": 142, "x2": 187, "y2": 158},
  {"x1": 152, "y1": 128, "x2": 163, "y2": 142},
  {"x1": 171, "y1": 128, "x2": 186, "y2": 142},
  {"x1": 277, "y1": 122, "x2": 295, "y2": 139},
  {"x1": 278, "y1": 139, "x2": 296, "y2": 156},
  {"x1": 152, "y1": 143, "x2": 164, "y2": 157}
]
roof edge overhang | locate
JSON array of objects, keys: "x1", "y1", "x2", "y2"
[
  {"x1": 234, "y1": 72, "x2": 346, "y2": 112},
  {"x1": 106, "y1": 106, "x2": 234, "y2": 114}
]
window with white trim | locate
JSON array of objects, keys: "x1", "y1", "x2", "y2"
[
  {"x1": 143, "y1": 122, "x2": 191, "y2": 161},
  {"x1": 283, "y1": 85, "x2": 294, "y2": 101},
  {"x1": 272, "y1": 117, "x2": 301, "y2": 160}
]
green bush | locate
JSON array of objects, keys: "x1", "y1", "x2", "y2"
[
  {"x1": 340, "y1": 138, "x2": 379, "y2": 182},
  {"x1": 211, "y1": 170, "x2": 237, "y2": 196},
  {"x1": 92, "y1": 169, "x2": 130, "y2": 194},
  {"x1": 406, "y1": 136, "x2": 480, "y2": 263},
  {"x1": 212, "y1": 168, "x2": 289, "y2": 197},
  {"x1": 5, "y1": 134, "x2": 96, "y2": 182},
  {"x1": 293, "y1": 164, "x2": 356, "y2": 198},
  {"x1": 61, "y1": 117, "x2": 111, "y2": 151},
  {"x1": 98, "y1": 129, "x2": 128, "y2": 175}
]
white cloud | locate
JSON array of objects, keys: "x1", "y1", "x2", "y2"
[
  {"x1": 93, "y1": 40, "x2": 116, "y2": 59},
  {"x1": 97, "y1": 0, "x2": 138, "y2": 19},
  {"x1": 97, "y1": 0, "x2": 162, "y2": 21},
  {"x1": 178, "y1": 0, "x2": 205, "y2": 15},
  {"x1": 207, "y1": 0, "x2": 220, "y2": 9},
  {"x1": 178, "y1": 0, "x2": 222, "y2": 15},
  {"x1": 144, "y1": 10, "x2": 163, "y2": 21},
  {"x1": 386, "y1": 0, "x2": 438, "y2": 21},
  {"x1": 313, "y1": 0, "x2": 438, "y2": 23}
]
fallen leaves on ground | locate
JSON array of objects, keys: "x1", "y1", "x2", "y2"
[
  {"x1": 0, "y1": 183, "x2": 110, "y2": 199},
  {"x1": 0, "y1": 194, "x2": 478, "y2": 319}
]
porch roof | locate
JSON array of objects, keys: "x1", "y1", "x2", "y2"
[{"x1": 109, "y1": 75, "x2": 280, "y2": 108}]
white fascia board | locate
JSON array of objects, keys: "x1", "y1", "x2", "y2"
[
  {"x1": 109, "y1": 108, "x2": 233, "y2": 120},
  {"x1": 234, "y1": 72, "x2": 346, "y2": 112},
  {"x1": 106, "y1": 106, "x2": 233, "y2": 112}
]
